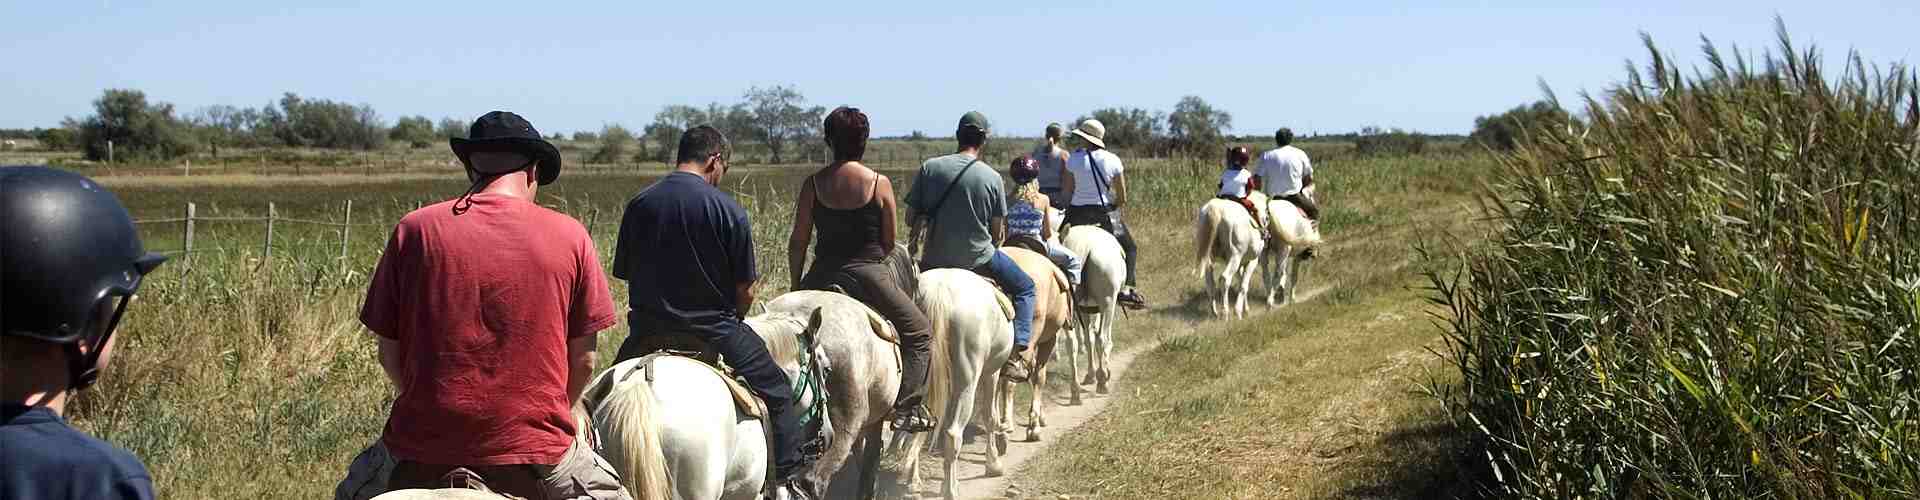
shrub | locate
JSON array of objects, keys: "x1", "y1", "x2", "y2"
[
  {"x1": 72, "y1": 89, "x2": 196, "y2": 162},
  {"x1": 1470, "y1": 99, "x2": 1576, "y2": 151},
  {"x1": 1430, "y1": 25, "x2": 1920, "y2": 497},
  {"x1": 589, "y1": 124, "x2": 634, "y2": 164},
  {"x1": 1353, "y1": 129, "x2": 1427, "y2": 156}
]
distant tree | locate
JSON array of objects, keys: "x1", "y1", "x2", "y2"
[
  {"x1": 1076, "y1": 107, "x2": 1165, "y2": 151},
  {"x1": 36, "y1": 127, "x2": 76, "y2": 151},
  {"x1": 72, "y1": 89, "x2": 195, "y2": 162},
  {"x1": 549, "y1": 132, "x2": 565, "y2": 141},
  {"x1": 743, "y1": 85, "x2": 825, "y2": 164},
  {"x1": 390, "y1": 115, "x2": 437, "y2": 148},
  {"x1": 907, "y1": 130, "x2": 928, "y2": 141},
  {"x1": 437, "y1": 117, "x2": 468, "y2": 140},
  {"x1": 590, "y1": 124, "x2": 634, "y2": 164},
  {"x1": 571, "y1": 130, "x2": 598, "y2": 142},
  {"x1": 1166, "y1": 96, "x2": 1233, "y2": 156},
  {"x1": 1470, "y1": 100, "x2": 1573, "y2": 151},
  {"x1": 260, "y1": 93, "x2": 386, "y2": 149}
]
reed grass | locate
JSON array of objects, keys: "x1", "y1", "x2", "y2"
[{"x1": 1428, "y1": 23, "x2": 1920, "y2": 498}]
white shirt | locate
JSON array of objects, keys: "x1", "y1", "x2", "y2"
[
  {"x1": 1217, "y1": 168, "x2": 1253, "y2": 197},
  {"x1": 1065, "y1": 149, "x2": 1125, "y2": 207},
  {"x1": 1256, "y1": 145, "x2": 1313, "y2": 196}
]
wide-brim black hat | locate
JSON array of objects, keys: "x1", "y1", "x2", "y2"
[{"x1": 449, "y1": 111, "x2": 562, "y2": 185}]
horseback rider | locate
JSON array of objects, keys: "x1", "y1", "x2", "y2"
[
  {"x1": 610, "y1": 126, "x2": 813, "y2": 499},
  {"x1": 1060, "y1": 119, "x2": 1150, "y2": 310},
  {"x1": 787, "y1": 106, "x2": 937, "y2": 434},
  {"x1": 337, "y1": 112, "x2": 629, "y2": 500},
  {"x1": 1032, "y1": 123, "x2": 1072, "y2": 210},
  {"x1": 1217, "y1": 146, "x2": 1264, "y2": 233},
  {"x1": 1255, "y1": 128, "x2": 1319, "y2": 222},
  {"x1": 904, "y1": 111, "x2": 1040, "y2": 383},
  {"x1": 2, "y1": 167, "x2": 167, "y2": 500},
  {"x1": 1006, "y1": 155, "x2": 1084, "y2": 288}
]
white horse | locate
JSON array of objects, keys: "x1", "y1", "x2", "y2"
[
  {"x1": 880, "y1": 267, "x2": 1013, "y2": 500},
  {"x1": 1194, "y1": 198, "x2": 1266, "y2": 318},
  {"x1": 764, "y1": 291, "x2": 906, "y2": 500},
  {"x1": 583, "y1": 308, "x2": 832, "y2": 500},
  {"x1": 1261, "y1": 187, "x2": 1323, "y2": 306},
  {"x1": 1062, "y1": 225, "x2": 1125, "y2": 399}
]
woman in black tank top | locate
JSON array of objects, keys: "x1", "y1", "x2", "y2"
[{"x1": 786, "y1": 107, "x2": 935, "y2": 433}]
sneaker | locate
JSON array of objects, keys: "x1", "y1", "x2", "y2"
[
  {"x1": 1118, "y1": 289, "x2": 1149, "y2": 310},
  {"x1": 890, "y1": 404, "x2": 936, "y2": 433},
  {"x1": 1002, "y1": 350, "x2": 1032, "y2": 382}
]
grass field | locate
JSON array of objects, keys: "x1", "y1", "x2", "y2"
[{"x1": 63, "y1": 142, "x2": 1490, "y2": 498}]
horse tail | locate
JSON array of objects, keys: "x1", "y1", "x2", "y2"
[
  {"x1": 594, "y1": 370, "x2": 673, "y2": 500},
  {"x1": 914, "y1": 274, "x2": 955, "y2": 448},
  {"x1": 1195, "y1": 204, "x2": 1220, "y2": 276}
]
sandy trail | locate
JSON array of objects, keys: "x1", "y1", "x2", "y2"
[{"x1": 933, "y1": 285, "x2": 1335, "y2": 500}]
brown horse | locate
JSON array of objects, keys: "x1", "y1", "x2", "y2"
[{"x1": 994, "y1": 246, "x2": 1072, "y2": 445}]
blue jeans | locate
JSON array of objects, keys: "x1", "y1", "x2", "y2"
[{"x1": 975, "y1": 250, "x2": 1037, "y2": 348}]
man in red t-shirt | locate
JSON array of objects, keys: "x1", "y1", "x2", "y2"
[{"x1": 333, "y1": 112, "x2": 630, "y2": 500}]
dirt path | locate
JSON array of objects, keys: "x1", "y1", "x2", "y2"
[{"x1": 937, "y1": 285, "x2": 1336, "y2": 500}]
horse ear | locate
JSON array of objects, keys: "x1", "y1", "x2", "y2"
[{"x1": 806, "y1": 306, "x2": 826, "y2": 336}]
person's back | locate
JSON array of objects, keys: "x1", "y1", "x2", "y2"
[
  {"x1": 909, "y1": 152, "x2": 1007, "y2": 270},
  {"x1": 1257, "y1": 145, "x2": 1312, "y2": 196},
  {"x1": 363, "y1": 194, "x2": 610, "y2": 465},
  {"x1": 1, "y1": 405, "x2": 153, "y2": 500},
  {"x1": 614, "y1": 171, "x2": 756, "y2": 351}
]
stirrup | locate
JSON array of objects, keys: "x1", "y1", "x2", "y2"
[
  {"x1": 890, "y1": 404, "x2": 936, "y2": 433},
  {"x1": 1001, "y1": 353, "x2": 1032, "y2": 382}
]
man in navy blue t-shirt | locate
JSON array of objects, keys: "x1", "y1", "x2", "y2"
[
  {"x1": 2, "y1": 167, "x2": 169, "y2": 500},
  {"x1": 610, "y1": 126, "x2": 812, "y2": 499}
]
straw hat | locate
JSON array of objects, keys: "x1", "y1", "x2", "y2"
[{"x1": 1071, "y1": 119, "x2": 1107, "y2": 149}]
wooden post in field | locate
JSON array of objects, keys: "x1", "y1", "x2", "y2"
[
  {"x1": 183, "y1": 203, "x2": 196, "y2": 269},
  {"x1": 339, "y1": 200, "x2": 353, "y2": 261},
  {"x1": 184, "y1": 159, "x2": 191, "y2": 177},
  {"x1": 106, "y1": 140, "x2": 113, "y2": 163},
  {"x1": 263, "y1": 202, "x2": 277, "y2": 262}
]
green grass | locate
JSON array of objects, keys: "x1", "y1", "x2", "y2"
[{"x1": 1428, "y1": 27, "x2": 1920, "y2": 497}]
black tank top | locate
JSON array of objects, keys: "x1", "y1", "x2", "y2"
[{"x1": 812, "y1": 175, "x2": 889, "y2": 264}]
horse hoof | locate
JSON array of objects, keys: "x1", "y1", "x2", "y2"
[
  {"x1": 1096, "y1": 383, "x2": 1110, "y2": 395},
  {"x1": 985, "y1": 466, "x2": 1005, "y2": 478},
  {"x1": 994, "y1": 432, "x2": 1010, "y2": 454},
  {"x1": 1026, "y1": 430, "x2": 1042, "y2": 442}
]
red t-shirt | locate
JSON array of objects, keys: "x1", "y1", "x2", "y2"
[{"x1": 360, "y1": 193, "x2": 616, "y2": 466}]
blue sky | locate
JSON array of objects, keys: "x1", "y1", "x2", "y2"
[{"x1": 2, "y1": 1, "x2": 1914, "y2": 136}]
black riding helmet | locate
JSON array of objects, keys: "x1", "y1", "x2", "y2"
[{"x1": 2, "y1": 166, "x2": 166, "y2": 389}]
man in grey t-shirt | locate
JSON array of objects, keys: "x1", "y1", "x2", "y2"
[{"x1": 905, "y1": 111, "x2": 1039, "y2": 382}]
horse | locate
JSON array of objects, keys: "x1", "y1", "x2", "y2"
[
  {"x1": 763, "y1": 291, "x2": 906, "y2": 500},
  {"x1": 1260, "y1": 187, "x2": 1323, "y2": 306},
  {"x1": 1061, "y1": 225, "x2": 1125, "y2": 400},
  {"x1": 994, "y1": 246, "x2": 1072, "y2": 443},
  {"x1": 877, "y1": 247, "x2": 1015, "y2": 500},
  {"x1": 583, "y1": 307, "x2": 836, "y2": 500},
  {"x1": 1194, "y1": 198, "x2": 1267, "y2": 318}
]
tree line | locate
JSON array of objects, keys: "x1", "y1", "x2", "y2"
[{"x1": 8, "y1": 85, "x2": 1563, "y2": 163}]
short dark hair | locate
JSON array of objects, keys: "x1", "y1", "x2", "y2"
[
  {"x1": 676, "y1": 125, "x2": 731, "y2": 165},
  {"x1": 1275, "y1": 128, "x2": 1295, "y2": 146},
  {"x1": 957, "y1": 127, "x2": 988, "y2": 149},
  {"x1": 825, "y1": 106, "x2": 869, "y2": 162},
  {"x1": 1045, "y1": 123, "x2": 1064, "y2": 140}
]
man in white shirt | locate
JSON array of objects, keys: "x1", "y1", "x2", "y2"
[{"x1": 1254, "y1": 128, "x2": 1319, "y2": 221}]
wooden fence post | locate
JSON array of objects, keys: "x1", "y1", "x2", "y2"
[
  {"x1": 263, "y1": 202, "x2": 277, "y2": 261},
  {"x1": 183, "y1": 203, "x2": 196, "y2": 269},
  {"x1": 340, "y1": 200, "x2": 353, "y2": 261}
]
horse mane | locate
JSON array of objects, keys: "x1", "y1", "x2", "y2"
[{"x1": 746, "y1": 314, "x2": 806, "y2": 369}]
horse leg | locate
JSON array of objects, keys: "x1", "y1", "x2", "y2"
[
  {"x1": 979, "y1": 372, "x2": 1007, "y2": 478},
  {"x1": 1289, "y1": 250, "x2": 1306, "y2": 304},
  {"x1": 1236, "y1": 249, "x2": 1258, "y2": 318},
  {"x1": 1080, "y1": 310, "x2": 1101, "y2": 387},
  {"x1": 1066, "y1": 311, "x2": 1085, "y2": 406},
  {"x1": 855, "y1": 424, "x2": 885, "y2": 500},
  {"x1": 942, "y1": 368, "x2": 981, "y2": 500}
]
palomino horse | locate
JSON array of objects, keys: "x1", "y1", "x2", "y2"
[
  {"x1": 1061, "y1": 225, "x2": 1125, "y2": 400},
  {"x1": 582, "y1": 308, "x2": 834, "y2": 500},
  {"x1": 1195, "y1": 198, "x2": 1267, "y2": 318},
  {"x1": 878, "y1": 256, "x2": 1014, "y2": 500},
  {"x1": 996, "y1": 246, "x2": 1072, "y2": 443},
  {"x1": 1260, "y1": 187, "x2": 1323, "y2": 306}
]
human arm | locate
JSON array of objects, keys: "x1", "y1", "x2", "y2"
[
  {"x1": 1113, "y1": 174, "x2": 1128, "y2": 208},
  {"x1": 566, "y1": 334, "x2": 595, "y2": 404},
  {"x1": 787, "y1": 180, "x2": 815, "y2": 288},
  {"x1": 992, "y1": 217, "x2": 1007, "y2": 246},
  {"x1": 1038, "y1": 193, "x2": 1056, "y2": 241},
  {"x1": 736, "y1": 281, "x2": 756, "y2": 313},
  {"x1": 876, "y1": 174, "x2": 898, "y2": 251},
  {"x1": 1061, "y1": 167, "x2": 1076, "y2": 206},
  {"x1": 377, "y1": 337, "x2": 405, "y2": 392}
]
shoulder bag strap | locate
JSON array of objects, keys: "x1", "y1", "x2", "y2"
[
  {"x1": 923, "y1": 158, "x2": 980, "y2": 219},
  {"x1": 1087, "y1": 151, "x2": 1112, "y2": 206}
]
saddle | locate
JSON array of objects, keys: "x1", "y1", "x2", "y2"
[{"x1": 592, "y1": 344, "x2": 769, "y2": 420}]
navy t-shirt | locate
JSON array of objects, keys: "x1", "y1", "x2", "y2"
[
  {"x1": 612, "y1": 172, "x2": 757, "y2": 336},
  {"x1": 0, "y1": 405, "x2": 154, "y2": 500}
]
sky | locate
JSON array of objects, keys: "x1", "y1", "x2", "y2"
[{"x1": 2, "y1": 1, "x2": 1915, "y2": 137}]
